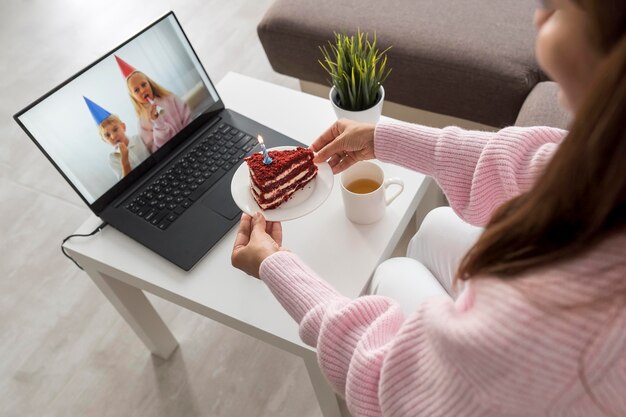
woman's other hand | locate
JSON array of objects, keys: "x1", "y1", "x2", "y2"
[
  {"x1": 310, "y1": 119, "x2": 376, "y2": 174},
  {"x1": 231, "y1": 213, "x2": 285, "y2": 278}
]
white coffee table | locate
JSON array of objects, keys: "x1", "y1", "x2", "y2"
[{"x1": 64, "y1": 72, "x2": 434, "y2": 417}]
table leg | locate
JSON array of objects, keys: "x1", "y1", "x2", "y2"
[
  {"x1": 84, "y1": 268, "x2": 179, "y2": 359},
  {"x1": 302, "y1": 350, "x2": 347, "y2": 417}
]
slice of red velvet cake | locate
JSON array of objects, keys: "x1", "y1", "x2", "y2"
[{"x1": 245, "y1": 147, "x2": 318, "y2": 210}]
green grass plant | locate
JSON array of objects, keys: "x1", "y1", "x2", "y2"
[{"x1": 319, "y1": 30, "x2": 391, "y2": 111}]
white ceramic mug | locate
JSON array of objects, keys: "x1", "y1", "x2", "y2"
[{"x1": 340, "y1": 161, "x2": 404, "y2": 224}]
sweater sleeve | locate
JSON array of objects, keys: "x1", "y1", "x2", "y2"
[
  {"x1": 260, "y1": 251, "x2": 407, "y2": 416},
  {"x1": 260, "y1": 252, "x2": 493, "y2": 416},
  {"x1": 259, "y1": 251, "x2": 606, "y2": 417},
  {"x1": 374, "y1": 121, "x2": 567, "y2": 226}
]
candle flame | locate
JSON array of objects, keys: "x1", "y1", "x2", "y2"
[{"x1": 257, "y1": 134, "x2": 264, "y2": 145}]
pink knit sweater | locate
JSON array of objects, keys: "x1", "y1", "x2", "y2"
[
  {"x1": 138, "y1": 94, "x2": 191, "y2": 153},
  {"x1": 259, "y1": 121, "x2": 626, "y2": 417}
]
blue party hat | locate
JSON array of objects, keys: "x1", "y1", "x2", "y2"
[{"x1": 83, "y1": 96, "x2": 112, "y2": 125}]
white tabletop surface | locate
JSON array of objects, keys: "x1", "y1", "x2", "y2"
[{"x1": 65, "y1": 72, "x2": 429, "y2": 353}]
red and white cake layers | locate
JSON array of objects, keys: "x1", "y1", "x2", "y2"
[{"x1": 245, "y1": 147, "x2": 318, "y2": 210}]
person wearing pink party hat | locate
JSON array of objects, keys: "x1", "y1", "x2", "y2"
[{"x1": 115, "y1": 55, "x2": 191, "y2": 153}]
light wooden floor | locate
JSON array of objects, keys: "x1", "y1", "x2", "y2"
[{"x1": 0, "y1": 1, "x2": 330, "y2": 416}]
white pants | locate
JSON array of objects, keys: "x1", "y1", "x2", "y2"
[{"x1": 368, "y1": 207, "x2": 483, "y2": 315}]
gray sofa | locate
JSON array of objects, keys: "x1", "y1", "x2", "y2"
[{"x1": 258, "y1": 0, "x2": 570, "y2": 129}]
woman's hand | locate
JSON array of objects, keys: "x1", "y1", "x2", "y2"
[
  {"x1": 231, "y1": 213, "x2": 285, "y2": 278},
  {"x1": 310, "y1": 119, "x2": 376, "y2": 174}
]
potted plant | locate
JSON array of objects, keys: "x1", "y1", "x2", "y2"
[{"x1": 319, "y1": 30, "x2": 391, "y2": 124}]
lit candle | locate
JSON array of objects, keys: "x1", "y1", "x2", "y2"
[{"x1": 258, "y1": 135, "x2": 273, "y2": 164}]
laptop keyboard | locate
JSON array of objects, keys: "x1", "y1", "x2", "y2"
[{"x1": 124, "y1": 122, "x2": 257, "y2": 230}]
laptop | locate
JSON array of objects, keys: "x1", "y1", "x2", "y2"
[{"x1": 14, "y1": 11, "x2": 302, "y2": 271}]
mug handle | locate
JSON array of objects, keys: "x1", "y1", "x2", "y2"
[{"x1": 383, "y1": 178, "x2": 404, "y2": 206}]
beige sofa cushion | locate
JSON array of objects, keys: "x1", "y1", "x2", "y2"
[{"x1": 515, "y1": 82, "x2": 571, "y2": 129}]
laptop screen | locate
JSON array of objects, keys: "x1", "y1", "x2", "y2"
[{"x1": 16, "y1": 13, "x2": 220, "y2": 205}]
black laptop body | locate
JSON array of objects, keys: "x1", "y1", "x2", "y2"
[{"x1": 14, "y1": 12, "x2": 302, "y2": 270}]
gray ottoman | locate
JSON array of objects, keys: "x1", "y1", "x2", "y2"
[{"x1": 258, "y1": 0, "x2": 545, "y2": 127}]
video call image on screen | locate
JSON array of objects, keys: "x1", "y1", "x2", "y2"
[{"x1": 18, "y1": 15, "x2": 219, "y2": 204}]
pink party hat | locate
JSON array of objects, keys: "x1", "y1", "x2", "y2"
[{"x1": 114, "y1": 55, "x2": 137, "y2": 79}]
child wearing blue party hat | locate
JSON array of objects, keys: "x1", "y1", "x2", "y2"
[{"x1": 83, "y1": 96, "x2": 150, "y2": 179}]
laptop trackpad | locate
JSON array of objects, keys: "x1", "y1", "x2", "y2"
[{"x1": 201, "y1": 179, "x2": 241, "y2": 220}]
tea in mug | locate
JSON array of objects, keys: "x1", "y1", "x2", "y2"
[{"x1": 346, "y1": 178, "x2": 381, "y2": 194}]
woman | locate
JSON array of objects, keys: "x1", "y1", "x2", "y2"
[{"x1": 232, "y1": 1, "x2": 626, "y2": 416}]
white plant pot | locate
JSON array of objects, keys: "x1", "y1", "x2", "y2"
[{"x1": 329, "y1": 86, "x2": 385, "y2": 124}]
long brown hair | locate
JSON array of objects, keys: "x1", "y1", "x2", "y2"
[{"x1": 457, "y1": 0, "x2": 626, "y2": 281}]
